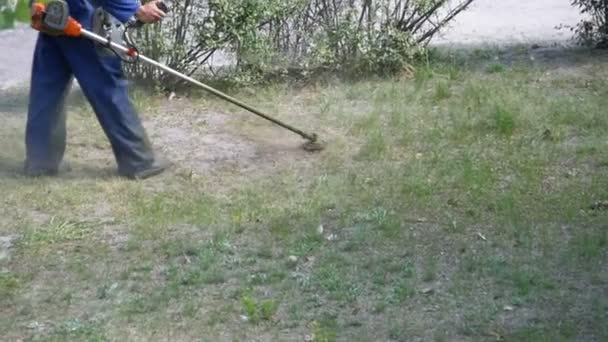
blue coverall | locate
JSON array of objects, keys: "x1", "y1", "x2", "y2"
[{"x1": 25, "y1": 0, "x2": 158, "y2": 177}]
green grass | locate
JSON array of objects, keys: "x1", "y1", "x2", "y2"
[
  {"x1": 0, "y1": 48, "x2": 607, "y2": 341},
  {"x1": 0, "y1": 0, "x2": 31, "y2": 29},
  {"x1": 312, "y1": 318, "x2": 338, "y2": 342},
  {"x1": 22, "y1": 218, "x2": 96, "y2": 248},
  {"x1": 0, "y1": 273, "x2": 20, "y2": 299},
  {"x1": 486, "y1": 63, "x2": 507, "y2": 74},
  {"x1": 239, "y1": 291, "x2": 279, "y2": 323}
]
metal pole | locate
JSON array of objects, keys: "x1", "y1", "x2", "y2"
[{"x1": 81, "y1": 30, "x2": 318, "y2": 143}]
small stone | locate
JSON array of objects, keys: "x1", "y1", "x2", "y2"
[
  {"x1": 565, "y1": 169, "x2": 579, "y2": 178},
  {"x1": 288, "y1": 255, "x2": 298, "y2": 263},
  {"x1": 0, "y1": 235, "x2": 20, "y2": 262},
  {"x1": 590, "y1": 200, "x2": 608, "y2": 211},
  {"x1": 304, "y1": 335, "x2": 314, "y2": 342},
  {"x1": 0, "y1": 235, "x2": 18, "y2": 247},
  {"x1": 317, "y1": 225, "x2": 324, "y2": 235},
  {"x1": 504, "y1": 305, "x2": 514, "y2": 311},
  {"x1": 240, "y1": 315, "x2": 249, "y2": 322},
  {"x1": 26, "y1": 321, "x2": 41, "y2": 330},
  {"x1": 326, "y1": 234, "x2": 337, "y2": 241}
]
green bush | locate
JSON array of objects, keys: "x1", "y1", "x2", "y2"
[
  {"x1": 0, "y1": 0, "x2": 16, "y2": 29},
  {"x1": 571, "y1": 0, "x2": 608, "y2": 48},
  {"x1": 127, "y1": 0, "x2": 475, "y2": 85},
  {"x1": 0, "y1": 0, "x2": 32, "y2": 29}
]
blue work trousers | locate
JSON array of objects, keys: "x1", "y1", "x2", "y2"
[{"x1": 25, "y1": 32, "x2": 155, "y2": 175}]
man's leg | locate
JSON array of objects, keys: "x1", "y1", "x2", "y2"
[
  {"x1": 58, "y1": 37, "x2": 169, "y2": 179},
  {"x1": 25, "y1": 34, "x2": 73, "y2": 175}
]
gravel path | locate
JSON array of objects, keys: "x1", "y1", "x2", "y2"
[{"x1": 0, "y1": 0, "x2": 584, "y2": 89}]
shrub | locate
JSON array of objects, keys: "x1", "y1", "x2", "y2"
[
  {"x1": 571, "y1": 0, "x2": 608, "y2": 48},
  {"x1": 127, "y1": 0, "x2": 475, "y2": 85}
]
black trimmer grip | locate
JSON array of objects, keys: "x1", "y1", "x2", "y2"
[{"x1": 157, "y1": 1, "x2": 169, "y2": 14}]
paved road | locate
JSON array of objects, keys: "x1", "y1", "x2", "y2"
[
  {"x1": 433, "y1": 0, "x2": 582, "y2": 46},
  {"x1": 0, "y1": 24, "x2": 36, "y2": 90},
  {"x1": 0, "y1": 0, "x2": 584, "y2": 89}
]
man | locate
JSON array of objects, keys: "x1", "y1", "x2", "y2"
[{"x1": 24, "y1": 0, "x2": 170, "y2": 179}]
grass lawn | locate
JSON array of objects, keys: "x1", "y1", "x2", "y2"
[{"x1": 1, "y1": 47, "x2": 607, "y2": 341}]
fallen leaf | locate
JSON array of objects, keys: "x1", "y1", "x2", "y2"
[
  {"x1": 421, "y1": 287, "x2": 435, "y2": 295},
  {"x1": 488, "y1": 330, "x2": 503, "y2": 341}
]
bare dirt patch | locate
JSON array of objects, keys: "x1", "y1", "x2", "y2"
[
  {"x1": 145, "y1": 105, "x2": 258, "y2": 175},
  {"x1": 142, "y1": 97, "x2": 321, "y2": 181}
]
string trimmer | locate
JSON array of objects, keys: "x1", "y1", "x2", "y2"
[{"x1": 29, "y1": 0, "x2": 325, "y2": 152}]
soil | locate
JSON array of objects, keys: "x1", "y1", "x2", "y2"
[{"x1": 144, "y1": 99, "x2": 259, "y2": 176}]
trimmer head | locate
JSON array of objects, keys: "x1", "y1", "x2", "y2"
[{"x1": 301, "y1": 134, "x2": 325, "y2": 152}]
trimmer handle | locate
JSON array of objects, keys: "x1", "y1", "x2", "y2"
[{"x1": 156, "y1": 1, "x2": 170, "y2": 14}]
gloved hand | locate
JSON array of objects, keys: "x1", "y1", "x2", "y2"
[{"x1": 135, "y1": 0, "x2": 167, "y2": 24}]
